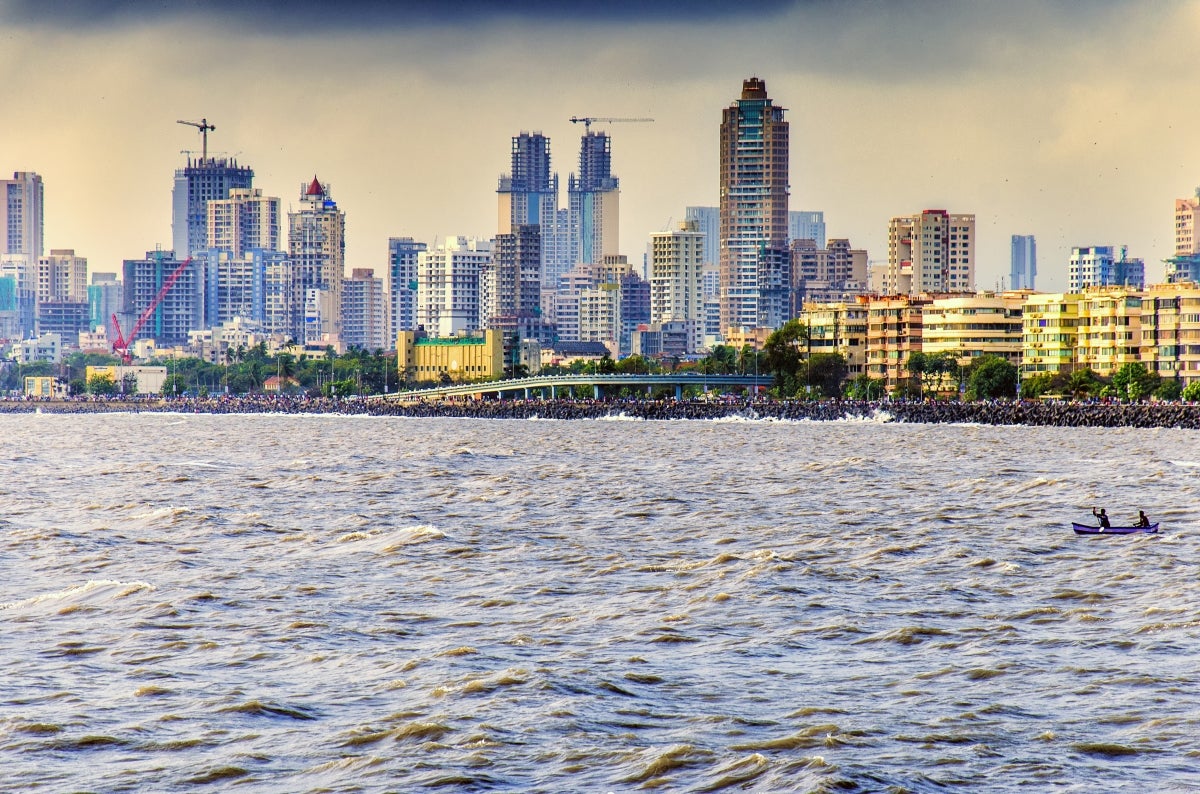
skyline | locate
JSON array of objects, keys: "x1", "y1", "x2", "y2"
[{"x1": 3, "y1": 0, "x2": 1198, "y2": 292}]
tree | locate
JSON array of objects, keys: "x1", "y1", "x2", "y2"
[
  {"x1": 1182, "y1": 381, "x2": 1200, "y2": 402},
  {"x1": 966, "y1": 355, "x2": 1018, "y2": 400},
  {"x1": 1067, "y1": 367, "x2": 1102, "y2": 399},
  {"x1": 1111, "y1": 362, "x2": 1159, "y2": 402},
  {"x1": 161, "y1": 374, "x2": 187, "y2": 396},
  {"x1": 763, "y1": 319, "x2": 808, "y2": 396},
  {"x1": 87, "y1": 373, "x2": 117, "y2": 395},
  {"x1": 1019, "y1": 372, "x2": 1053, "y2": 400},
  {"x1": 804, "y1": 352, "x2": 848, "y2": 398},
  {"x1": 1156, "y1": 379, "x2": 1182, "y2": 401}
]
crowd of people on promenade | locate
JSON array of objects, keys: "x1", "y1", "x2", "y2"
[{"x1": 4, "y1": 393, "x2": 1200, "y2": 428}]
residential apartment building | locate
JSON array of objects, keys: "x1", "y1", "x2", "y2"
[
  {"x1": 37, "y1": 249, "x2": 87, "y2": 303},
  {"x1": 1140, "y1": 281, "x2": 1200, "y2": 384},
  {"x1": 649, "y1": 220, "x2": 705, "y2": 353},
  {"x1": 568, "y1": 131, "x2": 620, "y2": 268},
  {"x1": 884, "y1": 210, "x2": 975, "y2": 295},
  {"x1": 288, "y1": 177, "x2": 345, "y2": 340},
  {"x1": 1020, "y1": 292, "x2": 1083, "y2": 378},
  {"x1": 1068, "y1": 246, "x2": 1145, "y2": 292},
  {"x1": 789, "y1": 210, "x2": 826, "y2": 249},
  {"x1": 387, "y1": 237, "x2": 426, "y2": 339},
  {"x1": 795, "y1": 299, "x2": 869, "y2": 380},
  {"x1": 1076, "y1": 287, "x2": 1145, "y2": 377},
  {"x1": 791, "y1": 237, "x2": 868, "y2": 310},
  {"x1": 922, "y1": 292, "x2": 1025, "y2": 386},
  {"x1": 415, "y1": 237, "x2": 491, "y2": 337},
  {"x1": 866, "y1": 294, "x2": 933, "y2": 390},
  {"x1": 719, "y1": 77, "x2": 790, "y2": 334},
  {"x1": 1168, "y1": 190, "x2": 1200, "y2": 283},
  {"x1": 2, "y1": 171, "x2": 44, "y2": 260},
  {"x1": 88, "y1": 272, "x2": 122, "y2": 333},
  {"x1": 684, "y1": 206, "x2": 719, "y2": 267},
  {"x1": 208, "y1": 187, "x2": 280, "y2": 256},
  {"x1": 341, "y1": 268, "x2": 389, "y2": 351}
]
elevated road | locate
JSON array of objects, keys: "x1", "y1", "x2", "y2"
[{"x1": 370, "y1": 373, "x2": 769, "y2": 402}]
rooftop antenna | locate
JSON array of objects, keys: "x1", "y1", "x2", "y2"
[{"x1": 177, "y1": 118, "x2": 215, "y2": 160}]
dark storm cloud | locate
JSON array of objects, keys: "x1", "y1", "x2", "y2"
[{"x1": 1, "y1": 0, "x2": 798, "y2": 30}]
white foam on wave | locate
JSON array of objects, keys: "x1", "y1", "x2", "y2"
[
  {"x1": 1169, "y1": 460, "x2": 1200, "y2": 468},
  {"x1": 1, "y1": 579, "x2": 156, "y2": 610},
  {"x1": 329, "y1": 525, "x2": 445, "y2": 554}
]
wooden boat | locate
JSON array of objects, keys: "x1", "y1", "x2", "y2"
[{"x1": 1072, "y1": 522, "x2": 1159, "y2": 535}]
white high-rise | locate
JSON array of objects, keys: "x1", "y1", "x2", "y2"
[{"x1": 416, "y1": 237, "x2": 492, "y2": 336}]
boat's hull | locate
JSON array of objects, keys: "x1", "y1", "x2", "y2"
[{"x1": 1072, "y1": 522, "x2": 1159, "y2": 535}]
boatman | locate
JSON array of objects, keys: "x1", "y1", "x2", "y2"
[
  {"x1": 1092, "y1": 507, "x2": 1111, "y2": 529},
  {"x1": 1135, "y1": 510, "x2": 1151, "y2": 528}
]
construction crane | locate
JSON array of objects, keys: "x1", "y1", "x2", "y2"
[
  {"x1": 111, "y1": 257, "x2": 194, "y2": 364},
  {"x1": 177, "y1": 118, "x2": 215, "y2": 160},
  {"x1": 568, "y1": 116, "x2": 654, "y2": 133}
]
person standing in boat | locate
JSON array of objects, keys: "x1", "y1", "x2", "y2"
[
  {"x1": 1092, "y1": 507, "x2": 1111, "y2": 528},
  {"x1": 1135, "y1": 510, "x2": 1150, "y2": 528}
]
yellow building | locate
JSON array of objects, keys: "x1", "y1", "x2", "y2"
[
  {"x1": 795, "y1": 299, "x2": 869, "y2": 379},
  {"x1": 1140, "y1": 281, "x2": 1200, "y2": 386},
  {"x1": 1076, "y1": 287, "x2": 1144, "y2": 377},
  {"x1": 397, "y1": 329, "x2": 504, "y2": 383},
  {"x1": 1021, "y1": 293, "x2": 1083, "y2": 378},
  {"x1": 23, "y1": 376, "x2": 58, "y2": 397}
]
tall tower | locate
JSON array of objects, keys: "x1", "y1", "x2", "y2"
[
  {"x1": 1, "y1": 171, "x2": 44, "y2": 259},
  {"x1": 172, "y1": 156, "x2": 253, "y2": 260},
  {"x1": 719, "y1": 77, "x2": 790, "y2": 334},
  {"x1": 388, "y1": 237, "x2": 427, "y2": 340},
  {"x1": 208, "y1": 187, "x2": 280, "y2": 257},
  {"x1": 885, "y1": 210, "x2": 975, "y2": 295},
  {"x1": 568, "y1": 132, "x2": 620, "y2": 268},
  {"x1": 288, "y1": 176, "x2": 345, "y2": 342},
  {"x1": 1011, "y1": 234, "x2": 1037, "y2": 291}
]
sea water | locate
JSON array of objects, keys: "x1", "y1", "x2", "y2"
[{"x1": 2, "y1": 413, "x2": 1198, "y2": 791}]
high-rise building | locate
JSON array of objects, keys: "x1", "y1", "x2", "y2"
[
  {"x1": 498, "y1": 132, "x2": 564, "y2": 291},
  {"x1": 88, "y1": 272, "x2": 122, "y2": 333},
  {"x1": 416, "y1": 237, "x2": 491, "y2": 336},
  {"x1": 341, "y1": 268, "x2": 389, "y2": 351},
  {"x1": 569, "y1": 132, "x2": 620, "y2": 267},
  {"x1": 1011, "y1": 235, "x2": 1037, "y2": 291},
  {"x1": 37, "y1": 249, "x2": 87, "y2": 303},
  {"x1": 650, "y1": 220, "x2": 705, "y2": 353},
  {"x1": 1, "y1": 171, "x2": 44, "y2": 259},
  {"x1": 719, "y1": 77, "x2": 790, "y2": 334},
  {"x1": 791, "y1": 237, "x2": 868, "y2": 309},
  {"x1": 685, "y1": 206, "x2": 720, "y2": 268},
  {"x1": 1068, "y1": 246, "x2": 1145, "y2": 291},
  {"x1": 208, "y1": 188, "x2": 280, "y2": 256},
  {"x1": 1168, "y1": 189, "x2": 1200, "y2": 283},
  {"x1": 388, "y1": 237, "x2": 427, "y2": 340},
  {"x1": 789, "y1": 211, "x2": 826, "y2": 249},
  {"x1": 121, "y1": 250, "x2": 203, "y2": 346},
  {"x1": 288, "y1": 177, "x2": 345, "y2": 341},
  {"x1": 485, "y1": 224, "x2": 549, "y2": 342},
  {"x1": 885, "y1": 210, "x2": 976, "y2": 294},
  {"x1": 172, "y1": 156, "x2": 253, "y2": 259}
]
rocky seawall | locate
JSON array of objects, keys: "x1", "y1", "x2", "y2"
[{"x1": 4, "y1": 397, "x2": 1200, "y2": 428}]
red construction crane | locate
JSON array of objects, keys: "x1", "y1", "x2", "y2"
[{"x1": 111, "y1": 257, "x2": 194, "y2": 364}]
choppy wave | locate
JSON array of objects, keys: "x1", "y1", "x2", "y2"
[{"x1": 1, "y1": 414, "x2": 1198, "y2": 790}]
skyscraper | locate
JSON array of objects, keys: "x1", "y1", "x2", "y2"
[
  {"x1": 388, "y1": 237, "x2": 427, "y2": 340},
  {"x1": 172, "y1": 156, "x2": 253, "y2": 260},
  {"x1": 568, "y1": 132, "x2": 620, "y2": 268},
  {"x1": 1, "y1": 171, "x2": 44, "y2": 259},
  {"x1": 341, "y1": 268, "x2": 389, "y2": 351},
  {"x1": 719, "y1": 77, "x2": 790, "y2": 333},
  {"x1": 789, "y1": 211, "x2": 826, "y2": 249},
  {"x1": 684, "y1": 206, "x2": 719, "y2": 268},
  {"x1": 1011, "y1": 235, "x2": 1037, "y2": 291},
  {"x1": 121, "y1": 250, "x2": 203, "y2": 346},
  {"x1": 497, "y1": 132, "x2": 558, "y2": 289},
  {"x1": 288, "y1": 177, "x2": 345, "y2": 342},
  {"x1": 1068, "y1": 246, "x2": 1144, "y2": 291},
  {"x1": 1168, "y1": 189, "x2": 1200, "y2": 283}
]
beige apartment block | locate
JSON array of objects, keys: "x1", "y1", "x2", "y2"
[
  {"x1": 1076, "y1": 287, "x2": 1145, "y2": 377},
  {"x1": 885, "y1": 210, "x2": 975, "y2": 295},
  {"x1": 866, "y1": 294, "x2": 933, "y2": 390},
  {"x1": 922, "y1": 292, "x2": 1025, "y2": 377},
  {"x1": 1140, "y1": 281, "x2": 1200, "y2": 386},
  {"x1": 1021, "y1": 293, "x2": 1083, "y2": 378},
  {"x1": 795, "y1": 299, "x2": 869, "y2": 379}
]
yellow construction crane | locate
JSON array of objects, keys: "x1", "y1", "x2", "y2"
[
  {"x1": 177, "y1": 118, "x2": 215, "y2": 160},
  {"x1": 569, "y1": 116, "x2": 654, "y2": 133}
]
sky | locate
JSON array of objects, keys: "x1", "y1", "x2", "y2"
[{"x1": 2, "y1": 0, "x2": 1198, "y2": 292}]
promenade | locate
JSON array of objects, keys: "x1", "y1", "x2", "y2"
[{"x1": 4, "y1": 395, "x2": 1200, "y2": 429}]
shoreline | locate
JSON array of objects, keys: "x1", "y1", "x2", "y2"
[{"x1": 4, "y1": 396, "x2": 1200, "y2": 428}]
